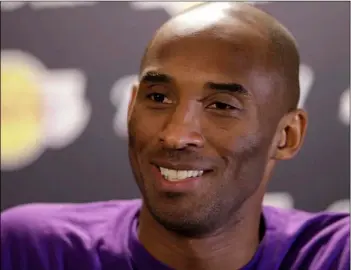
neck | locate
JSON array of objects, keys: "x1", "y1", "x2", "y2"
[{"x1": 138, "y1": 200, "x2": 263, "y2": 270}]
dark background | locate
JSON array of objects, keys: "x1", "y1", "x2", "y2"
[{"x1": 1, "y1": 2, "x2": 349, "y2": 213}]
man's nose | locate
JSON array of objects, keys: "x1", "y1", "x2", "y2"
[{"x1": 159, "y1": 105, "x2": 204, "y2": 150}]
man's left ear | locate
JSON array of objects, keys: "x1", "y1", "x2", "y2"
[{"x1": 272, "y1": 109, "x2": 308, "y2": 160}]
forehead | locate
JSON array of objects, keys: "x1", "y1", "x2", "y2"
[{"x1": 142, "y1": 28, "x2": 274, "y2": 100}]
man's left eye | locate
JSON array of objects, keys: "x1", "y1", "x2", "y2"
[
  {"x1": 207, "y1": 102, "x2": 236, "y2": 110},
  {"x1": 147, "y1": 93, "x2": 172, "y2": 104}
]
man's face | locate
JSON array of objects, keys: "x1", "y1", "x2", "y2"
[{"x1": 128, "y1": 28, "x2": 281, "y2": 236}]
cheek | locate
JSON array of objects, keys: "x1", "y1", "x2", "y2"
[
  {"x1": 231, "y1": 134, "x2": 271, "y2": 184},
  {"x1": 128, "y1": 107, "x2": 164, "y2": 150},
  {"x1": 208, "y1": 126, "x2": 268, "y2": 171},
  {"x1": 205, "y1": 120, "x2": 258, "y2": 154}
]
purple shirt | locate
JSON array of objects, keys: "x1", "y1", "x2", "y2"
[{"x1": 1, "y1": 199, "x2": 349, "y2": 270}]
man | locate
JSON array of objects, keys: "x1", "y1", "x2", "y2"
[{"x1": 1, "y1": 3, "x2": 349, "y2": 270}]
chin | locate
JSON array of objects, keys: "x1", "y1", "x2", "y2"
[
  {"x1": 144, "y1": 195, "x2": 223, "y2": 238},
  {"x1": 153, "y1": 210, "x2": 212, "y2": 237}
]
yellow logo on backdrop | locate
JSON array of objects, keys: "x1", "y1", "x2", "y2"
[
  {"x1": 1, "y1": 50, "x2": 91, "y2": 171},
  {"x1": 1, "y1": 57, "x2": 44, "y2": 167}
]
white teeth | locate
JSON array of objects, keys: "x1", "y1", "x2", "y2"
[
  {"x1": 187, "y1": 171, "x2": 193, "y2": 178},
  {"x1": 168, "y1": 169, "x2": 176, "y2": 179},
  {"x1": 159, "y1": 167, "x2": 204, "y2": 181},
  {"x1": 177, "y1": 170, "x2": 187, "y2": 179}
]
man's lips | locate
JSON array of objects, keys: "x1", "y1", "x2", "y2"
[
  {"x1": 150, "y1": 165, "x2": 208, "y2": 192},
  {"x1": 150, "y1": 160, "x2": 213, "y2": 172}
]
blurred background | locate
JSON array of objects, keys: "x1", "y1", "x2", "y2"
[{"x1": 1, "y1": 1, "x2": 350, "y2": 213}]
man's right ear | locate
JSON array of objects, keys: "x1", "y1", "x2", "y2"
[{"x1": 127, "y1": 83, "x2": 139, "y2": 121}]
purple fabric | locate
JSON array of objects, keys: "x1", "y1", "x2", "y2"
[{"x1": 1, "y1": 199, "x2": 349, "y2": 270}]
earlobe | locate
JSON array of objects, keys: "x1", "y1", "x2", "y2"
[{"x1": 273, "y1": 109, "x2": 308, "y2": 160}]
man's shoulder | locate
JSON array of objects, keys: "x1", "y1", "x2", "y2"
[
  {"x1": 1, "y1": 199, "x2": 142, "y2": 235},
  {"x1": 263, "y1": 206, "x2": 350, "y2": 269},
  {"x1": 264, "y1": 205, "x2": 349, "y2": 228},
  {"x1": 1, "y1": 199, "x2": 142, "y2": 269},
  {"x1": 263, "y1": 206, "x2": 349, "y2": 236}
]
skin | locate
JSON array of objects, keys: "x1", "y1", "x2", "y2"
[{"x1": 127, "y1": 3, "x2": 308, "y2": 270}]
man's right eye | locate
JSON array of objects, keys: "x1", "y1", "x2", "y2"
[{"x1": 146, "y1": 93, "x2": 172, "y2": 104}]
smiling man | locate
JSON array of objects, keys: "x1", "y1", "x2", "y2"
[{"x1": 1, "y1": 3, "x2": 349, "y2": 270}]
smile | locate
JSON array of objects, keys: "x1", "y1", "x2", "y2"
[{"x1": 158, "y1": 166, "x2": 204, "y2": 182}]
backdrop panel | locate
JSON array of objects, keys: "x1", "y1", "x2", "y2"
[{"x1": 1, "y1": 2, "x2": 350, "y2": 213}]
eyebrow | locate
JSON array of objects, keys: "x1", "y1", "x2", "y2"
[
  {"x1": 206, "y1": 82, "x2": 250, "y2": 96},
  {"x1": 140, "y1": 71, "x2": 249, "y2": 96},
  {"x1": 140, "y1": 71, "x2": 173, "y2": 84}
]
